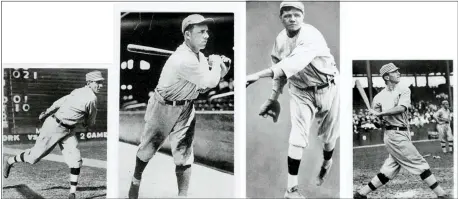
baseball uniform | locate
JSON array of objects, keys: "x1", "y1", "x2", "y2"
[
  {"x1": 4, "y1": 70, "x2": 103, "y2": 199},
  {"x1": 434, "y1": 108, "x2": 453, "y2": 152},
  {"x1": 136, "y1": 42, "x2": 222, "y2": 165},
  {"x1": 372, "y1": 85, "x2": 430, "y2": 178},
  {"x1": 24, "y1": 86, "x2": 98, "y2": 167},
  {"x1": 270, "y1": 22, "x2": 340, "y2": 148},
  {"x1": 354, "y1": 63, "x2": 448, "y2": 199}
]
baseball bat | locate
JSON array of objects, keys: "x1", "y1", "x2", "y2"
[
  {"x1": 127, "y1": 44, "x2": 173, "y2": 57},
  {"x1": 355, "y1": 80, "x2": 371, "y2": 110}
]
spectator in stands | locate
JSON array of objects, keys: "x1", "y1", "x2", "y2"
[{"x1": 228, "y1": 78, "x2": 234, "y2": 91}]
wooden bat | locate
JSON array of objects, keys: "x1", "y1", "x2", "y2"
[
  {"x1": 127, "y1": 44, "x2": 173, "y2": 57},
  {"x1": 355, "y1": 80, "x2": 371, "y2": 110}
]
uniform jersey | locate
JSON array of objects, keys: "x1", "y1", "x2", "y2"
[
  {"x1": 156, "y1": 42, "x2": 221, "y2": 101},
  {"x1": 46, "y1": 86, "x2": 98, "y2": 127},
  {"x1": 271, "y1": 23, "x2": 338, "y2": 88},
  {"x1": 434, "y1": 108, "x2": 451, "y2": 124},
  {"x1": 372, "y1": 85, "x2": 411, "y2": 128}
]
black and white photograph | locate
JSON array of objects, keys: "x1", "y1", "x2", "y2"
[
  {"x1": 352, "y1": 60, "x2": 454, "y2": 198},
  {"x1": 2, "y1": 67, "x2": 108, "y2": 199},
  {"x1": 117, "y1": 11, "x2": 235, "y2": 198},
  {"x1": 245, "y1": 1, "x2": 340, "y2": 198}
]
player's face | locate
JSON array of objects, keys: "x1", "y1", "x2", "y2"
[
  {"x1": 280, "y1": 9, "x2": 304, "y2": 32},
  {"x1": 387, "y1": 70, "x2": 401, "y2": 83},
  {"x1": 88, "y1": 80, "x2": 104, "y2": 94},
  {"x1": 188, "y1": 24, "x2": 210, "y2": 51},
  {"x1": 443, "y1": 102, "x2": 449, "y2": 109}
]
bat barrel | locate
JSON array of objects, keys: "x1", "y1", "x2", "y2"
[{"x1": 127, "y1": 44, "x2": 173, "y2": 57}]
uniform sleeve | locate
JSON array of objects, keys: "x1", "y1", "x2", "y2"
[
  {"x1": 398, "y1": 88, "x2": 411, "y2": 110},
  {"x1": 44, "y1": 94, "x2": 69, "y2": 115},
  {"x1": 86, "y1": 99, "x2": 98, "y2": 127},
  {"x1": 177, "y1": 55, "x2": 221, "y2": 90},
  {"x1": 271, "y1": 29, "x2": 321, "y2": 78},
  {"x1": 372, "y1": 96, "x2": 382, "y2": 112},
  {"x1": 271, "y1": 40, "x2": 281, "y2": 65}
]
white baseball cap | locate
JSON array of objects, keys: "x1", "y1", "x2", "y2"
[
  {"x1": 86, "y1": 71, "x2": 104, "y2": 82},
  {"x1": 379, "y1": 63, "x2": 399, "y2": 76},
  {"x1": 280, "y1": 1, "x2": 305, "y2": 14},
  {"x1": 181, "y1": 14, "x2": 214, "y2": 33}
]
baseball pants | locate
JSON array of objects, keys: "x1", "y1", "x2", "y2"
[
  {"x1": 288, "y1": 79, "x2": 340, "y2": 148},
  {"x1": 23, "y1": 116, "x2": 82, "y2": 168},
  {"x1": 137, "y1": 91, "x2": 195, "y2": 166},
  {"x1": 437, "y1": 123, "x2": 453, "y2": 142},
  {"x1": 380, "y1": 129, "x2": 430, "y2": 179}
]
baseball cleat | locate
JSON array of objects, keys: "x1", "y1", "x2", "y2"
[
  {"x1": 3, "y1": 156, "x2": 13, "y2": 178},
  {"x1": 128, "y1": 182, "x2": 140, "y2": 199},
  {"x1": 68, "y1": 193, "x2": 76, "y2": 199},
  {"x1": 316, "y1": 159, "x2": 333, "y2": 186},
  {"x1": 353, "y1": 192, "x2": 367, "y2": 199},
  {"x1": 284, "y1": 185, "x2": 305, "y2": 199}
]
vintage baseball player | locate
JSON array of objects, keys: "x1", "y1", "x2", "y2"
[
  {"x1": 127, "y1": 14, "x2": 230, "y2": 199},
  {"x1": 433, "y1": 100, "x2": 453, "y2": 153},
  {"x1": 3, "y1": 71, "x2": 104, "y2": 199},
  {"x1": 354, "y1": 63, "x2": 449, "y2": 199},
  {"x1": 246, "y1": 1, "x2": 340, "y2": 198}
]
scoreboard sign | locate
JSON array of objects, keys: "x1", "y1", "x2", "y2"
[{"x1": 2, "y1": 68, "x2": 107, "y2": 143}]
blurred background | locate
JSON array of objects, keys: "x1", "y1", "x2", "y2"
[
  {"x1": 3, "y1": 68, "x2": 108, "y2": 144},
  {"x1": 118, "y1": 12, "x2": 234, "y2": 173},
  {"x1": 352, "y1": 60, "x2": 454, "y2": 146}
]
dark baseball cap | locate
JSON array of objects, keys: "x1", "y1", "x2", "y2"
[{"x1": 181, "y1": 14, "x2": 214, "y2": 33}]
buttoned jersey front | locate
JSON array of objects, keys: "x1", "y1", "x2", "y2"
[
  {"x1": 372, "y1": 85, "x2": 411, "y2": 127},
  {"x1": 156, "y1": 42, "x2": 221, "y2": 101},
  {"x1": 271, "y1": 23, "x2": 339, "y2": 88},
  {"x1": 49, "y1": 86, "x2": 98, "y2": 127}
]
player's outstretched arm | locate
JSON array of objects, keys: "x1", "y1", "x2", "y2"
[
  {"x1": 258, "y1": 68, "x2": 287, "y2": 123},
  {"x1": 246, "y1": 68, "x2": 275, "y2": 87}
]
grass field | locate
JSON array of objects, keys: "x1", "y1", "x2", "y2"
[
  {"x1": 353, "y1": 140, "x2": 454, "y2": 198},
  {"x1": 2, "y1": 140, "x2": 107, "y2": 199}
]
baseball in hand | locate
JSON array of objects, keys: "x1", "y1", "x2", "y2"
[{"x1": 220, "y1": 55, "x2": 231, "y2": 65}]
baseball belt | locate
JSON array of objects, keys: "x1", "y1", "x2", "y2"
[
  {"x1": 164, "y1": 99, "x2": 193, "y2": 106},
  {"x1": 385, "y1": 126, "x2": 408, "y2": 131},
  {"x1": 300, "y1": 79, "x2": 335, "y2": 92},
  {"x1": 52, "y1": 115, "x2": 75, "y2": 130}
]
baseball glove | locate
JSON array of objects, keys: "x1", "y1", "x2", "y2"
[
  {"x1": 259, "y1": 99, "x2": 281, "y2": 123},
  {"x1": 38, "y1": 111, "x2": 50, "y2": 123}
]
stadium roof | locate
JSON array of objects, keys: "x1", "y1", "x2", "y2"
[{"x1": 353, "y1": 60, "x2": 453, "y2": 76}]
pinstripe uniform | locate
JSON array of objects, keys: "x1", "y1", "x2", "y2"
[
  {"x1": 136, "y1": 42, "x2": 222, "y2": 165},
  {"x1": 271, "y1": 23, "x2": 340, "y2": 148},
  {"x1": 373, "y1": 85, "x2": 430, "y2": 178}
]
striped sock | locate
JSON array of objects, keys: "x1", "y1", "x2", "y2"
[
  {"x1": 69, "y1": 168, "x2": 80, "y2": 193},
  {"x1": 359, "y1": 173, "x2": 390, "y2": 195},
  {"x1": 420, "y1": 169, "x2": 445, "y2": 196},
  {"x1": 448, "y1": 141, "x2": 453, "y2": 152},
  {"x1": 8, "y1": 152, "x2": 25, "y2": 165},
  {"x1": 440, "y1": 141, "x2": 447, "y2": 153}
]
